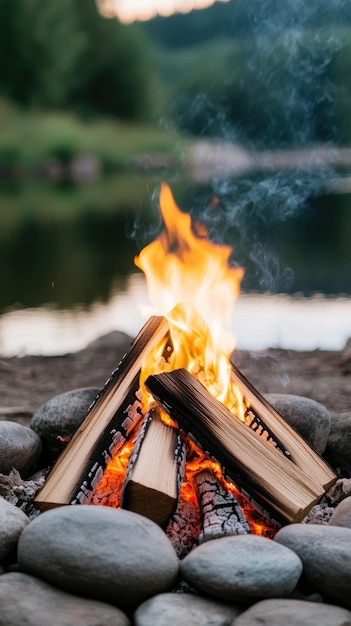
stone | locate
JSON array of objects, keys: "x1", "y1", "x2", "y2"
[
  {"x1": 133, "y1": 593, "x2": 242, "y2": 626},
  {"x1": 274, "y1": 523, "x2": 351, "y2": 608},
  {"x1": 232, "y1": 598, "x2": 351, "y2": 625},
  {"x1": 265, "y1": 393, "x2": 331, "y2": 454},
  {"x1": 134, "y1": 592, "x2": 241, "y2": 626},
  {"x1": 0, "y1": 572, "x2": 131, "y2": 626},
  {"x1": 17, "y1": 505, "x2": 179, "y2": 610},
  {"x1": 0, "y1": 421, "x2": 42, "y2": 476},
  {"x1": 83, "y1": 331, "x2": 132, "y2": 353},
  {"x1": 325, "y1": 412, "x2": 351, "y2": 473},
  {"x1": 180, "y1": 534, "x2": 302, "y2": 602},
  {"x1": 30, "y1": 387, "x2": 99, "y2": 458},
  {"x1": 0, "y1": 497, "x2": 29, "y2": 562},
  {"x1": 329, "y1": 496, "x2": 351, "y2": 528}
]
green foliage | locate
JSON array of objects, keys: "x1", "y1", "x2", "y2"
[
  {"x1": 70, "y1": 1, "x2": 156, "y2": 120},
  {"x1": 0, "y1": 102, "x2": 184, "y2": 171},
  {"x1": 0, "y1": 0, "x2": 85, "y2": 107},
  {"x1": 0, "y1": 0, "x2": 156, "y2": 120}
]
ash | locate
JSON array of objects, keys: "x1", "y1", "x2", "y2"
[{"x1": 0, "y1": 468, "x2": 48, "y2": 519}]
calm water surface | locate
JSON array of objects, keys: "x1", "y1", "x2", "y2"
[
  {"x1": 1, "y1": 177, "x2": 350, "y2": 355},
  {"x1": 0, "y1": 273, "x2": 350, "y2": 356}
]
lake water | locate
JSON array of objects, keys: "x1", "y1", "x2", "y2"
[
  {"x1": 0, "y1": 272, "x2": 350, "y2": 356},
  {"x1": 1, "y1": 175, "x2": 350, "y2": 356}
]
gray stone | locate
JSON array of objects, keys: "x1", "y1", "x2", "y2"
[
  {"x1": 0, "y1": 421, "x2": 42, "y2": 476},
  {"x1": 0, "y1": 572, "x2": 130, "y2": 626},
  {"x1": 329, "y1": 496, "x2": 351, "y2": 528},
  {"x1": 233, "y1": 598, "x2": 351, "y2": 625},
  {"x1": 134, "y1": 592, "x2": 241, "y2": 626},
  {"x1": 18, "y1": 505, "x2": 179, "y2": 610},
  {"x1": 180, "y1": 534, "x2": 302, "y2": 602},
  {"x1": 30, "y1": 387, "x2": 99, "y2": 458},
  {"x1": 274, "y1": 523, "x2": 351, "y2": 608},
  {"x1": 0, "y1": 497, "x2": 29, "y2": 562},
  {"x1": 83, "y1": 331, "x2": 132, "y2": 353},
  {"x1": 325, "y1": 412, "x2": 351, "y2": 473},
  {"x1": 265, "y1": 393, "x2": 331, "y2": 454}
]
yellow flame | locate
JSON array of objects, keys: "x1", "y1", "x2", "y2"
[
  {"x1": 136, "y1": 183, "x2": 245, "y2": 419},
  {"x1": 135, "y1": 182, "x2": 244, "y2": 355}
]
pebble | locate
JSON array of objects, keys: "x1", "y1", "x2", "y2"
[
  {"x1": 265, "y1": 393, "x2": 331, "y2": 454},
  {"x1": 232, "y1": 598, "x2": 351, "y2": 625},
  {"x1": 274, "y1": 523, "x2": 351, "y2": 608},
  {"x1": 0, "y1": 421, "x2": 42, "y2": 476},
  {"x1": 0, "y1": 572, "x2": 130, "y2": 626},
  {"x1": 134, "y1": 592, "x2": 241, "y2": 626},
  {"x1": 180, "y1": 534, "x2": 302, "y2": 602},
  {"x1": 329, "y1": 496, "x2": 351, "y2": 528},
  {"x1": 0, "y1": 497, "x2": 29, "y2": 562},
  {"x1": 325, "y1": 412, "x2": 351, "y2": 473},
  {"x1": 17, "y1": 505, "x2": 179, "y2": 611},
  {"x1": 30, "y1": 387, "x2": 99, "y2": 458}
]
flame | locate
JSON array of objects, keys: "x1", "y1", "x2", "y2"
[
  {"x1": 91, "y1": 182, "x2": 272, "y2": 536},
  {"x1": 136, "y1": 183, "x2": 245, "y2": 419},
  {"x1": 135, "y1": 183, "x2": 243, "y2": 354}
]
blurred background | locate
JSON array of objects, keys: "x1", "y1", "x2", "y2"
[{"x1": 0, "y1": 0, "x2": 351, "y2": 355}]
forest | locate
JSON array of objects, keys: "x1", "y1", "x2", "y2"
[{"x1": 1, "y1": 0, "x2": 351, "y2": 152}]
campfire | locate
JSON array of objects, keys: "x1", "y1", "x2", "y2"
[{"x1": 35, "y1": 183, "x2": 336, "y2": 555}]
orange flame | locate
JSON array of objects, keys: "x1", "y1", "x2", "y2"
[
  {"x1": 135, "y1": 183, "x2": 244, "y2": 355},
  {"x1": 136, "y1": 183, "x2": 246, "y2": 418}
]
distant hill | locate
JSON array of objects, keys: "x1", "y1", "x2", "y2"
[{"x1": 140, "y1": 0, "x2": 351, "y2": 50}]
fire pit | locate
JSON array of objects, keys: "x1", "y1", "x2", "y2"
[{"x1": 35, "y1": 184, "x2": 335, "y2": 552}]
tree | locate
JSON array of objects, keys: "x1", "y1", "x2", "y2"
[
  {"x1": 0, "y1": 0, "x2": 85, "y2": 107},
  {"x1": 70, "y1": 0, "x2": 156, "y2": 120}
]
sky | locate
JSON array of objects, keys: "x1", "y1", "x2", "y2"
[{"x1": 100, "y1": 0, "x2": 229, "y2": 23}]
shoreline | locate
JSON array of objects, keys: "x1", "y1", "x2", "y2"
[{"x1": 0, "y1": 332, "x2": 350, "y2": 420}]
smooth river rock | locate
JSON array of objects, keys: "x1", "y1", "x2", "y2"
[
  {"x1": 325, "y1": 412, "x2": 351, "y2": 473},
  {"x1": 0, "y1": 497, "x2": 29, "y2": 562},
  {"x1": 274, "y1": 523, "x2": 351, "y2": 608},
  {"x1": 30, "y1": 387, "x2": 99, "y2": 458},
  {"x1": 233, "y1": 598, "x2": 351, "y2": 626},
  {"x1": 134, "y1": 592, "x2": 241, "y2": 626},
  {"x1": 329, "y1": 495, "x2": 351, "y2": 528},
  {"x1": 180, "y1": 534, "x2": 302, "y2": 602},
  {"x1": 0, "y1": 421, "x2": 42, "y2": 476},
  {"x1": 265, "y1": 393, "x2": 331, "y2": 454},
  {"x1": 0, "y1": 572, "x2": 131, "y2": 626},
  {"x1": 17, "y1": 505, "x2": 179, "y2": 610}
]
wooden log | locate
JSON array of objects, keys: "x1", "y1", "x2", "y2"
[
  {"x1": 35, "y1": 316, "x2": 169, "y2": 511},
  {"x1": 165, "y1": 496, "x2": 201, "y2": 559},
  {"x1": 122, "y1": 406, "x2": 187, "y2": 528},
  {"x1": 195, "y1": 468, "x2": 249, "y2": 543},
  {"x1": 145, "y1": 368, "x2": 334, "y2": 525}
]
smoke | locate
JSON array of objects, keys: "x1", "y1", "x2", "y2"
[{"x1": 130, "y1": 0, "x2": 349, "y2": 293}]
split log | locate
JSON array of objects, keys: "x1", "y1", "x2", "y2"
[
  {"x1": 145, "y1": 368, "x2": 334, "y2": 525},
  {"x1": 122, "y1": 406, "x2": 187, "y2": 528},
  {"x1": 35, "y1": 316, "x2": 169, "y2": 511}
]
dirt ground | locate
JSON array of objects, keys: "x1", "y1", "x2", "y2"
[{"x1": 0, "y1": 331, "x2": 350, "y2": 425}]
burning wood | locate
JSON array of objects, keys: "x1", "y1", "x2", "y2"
[
  {"x1": 145, "y1": 368, "x2": 334, "y2": 525},
  {"x1": 35, "y1": 182, "x2": 336, "y2": 545},
  {"x1": 122, "y1": 406, "x2": 187, "y2": 528},
  {"x1": 34, "y1": 316, "x2": 169, "y2": 510},
  {"x1": 195, "y1": 468, "x2": 249, "y2": 542}
]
